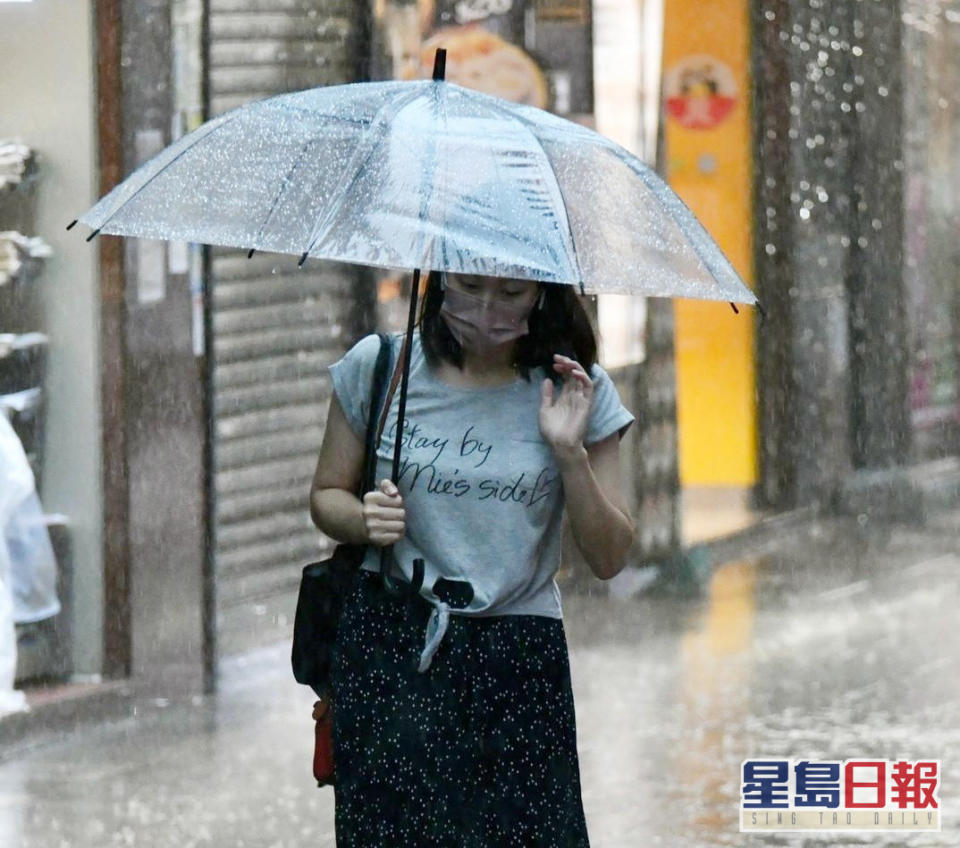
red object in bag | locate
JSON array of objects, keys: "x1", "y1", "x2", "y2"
[{"x1": 313, "y1": 697, "x2": 336, "y2": 787}]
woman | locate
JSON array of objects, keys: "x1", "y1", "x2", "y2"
[{"x1": 310, "y1": 270, "x2": 636, "y2": 847}]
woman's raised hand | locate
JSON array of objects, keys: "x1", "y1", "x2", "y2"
[
  {"x1": 362, "y1": 478, "x2": 406, "y2": 546},
  {"x1": 539, "y1": 353, "x2": 594, "y2": 465}
]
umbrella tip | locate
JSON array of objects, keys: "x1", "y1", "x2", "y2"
[
  {"x1": 729, "y1": 301, "x2": 740, "y2": 315},
  {"x1": 247, "y1": 248, "x2": 256, "y2": 259},
  {"x1": 85, "y1": 228, "x2": 101, "y2": 242},
  {"x1": 298, "y1": 252, "x2": 308, "y2": 268},
  {"x1": 66, "y1": 219, "x2": 78, "y2": 231},
  {"x1": 432, "y1": 48, "x2": 447, "y2": 82},
  {"x1": 755, "y1": 300, "x2": 767, "y2": 320}
]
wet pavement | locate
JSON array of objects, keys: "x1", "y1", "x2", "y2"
[{"x1": 0, "y1": 513, "x2": 958, "y2": 847}]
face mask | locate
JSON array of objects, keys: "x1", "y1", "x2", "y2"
[{"x1": 438, "y1": 277, "x2": 540, "y2": 350}]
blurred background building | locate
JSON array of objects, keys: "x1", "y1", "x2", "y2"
[{"x1": 0, "y1": 0, "x2": 956, "y2": 702}]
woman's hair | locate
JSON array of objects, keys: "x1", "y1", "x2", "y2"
[{"x1": 417, "y1": 271, "x2": 598, "y2": 381}]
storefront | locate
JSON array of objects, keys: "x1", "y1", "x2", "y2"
[{"x1": 1, "y1": 0, "x2": 103, "y2": 687}]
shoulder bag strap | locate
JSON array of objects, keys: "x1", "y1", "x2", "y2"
[
  {"x1": 359, "y1": 332, "x2": 408, "y2": 497},
  {"x1": 376, "y1": 333, "x2": 407, "y2": 451},
  {"x1": 359, "y1": 334, "x2": 391, "y2": 498}
]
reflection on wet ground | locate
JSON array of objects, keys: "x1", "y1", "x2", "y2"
[
  {"x1": 0, "y1": 516, "x2": 958, "y2": 847},
  {"x1": 569, "y1": 517, "x2": 960, "y2": 847}
]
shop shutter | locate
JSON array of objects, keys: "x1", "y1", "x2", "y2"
[{"x1": 208, "y1": 0, "x2": 365, "y2": 656}]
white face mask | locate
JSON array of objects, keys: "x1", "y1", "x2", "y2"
[{"x1": 438, "y1": 277, "x2": 541, "y2": 350}]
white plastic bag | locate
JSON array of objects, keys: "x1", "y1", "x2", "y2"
[
  {"x1": 0, "y1": 565, "x2": 26, "y2": 716},
  {"x1": 0, "y1": 414, "x2": 57, "y2": 716},
  {"x1": 6, "y1": 491, "x2": 60, "y2": 623}
]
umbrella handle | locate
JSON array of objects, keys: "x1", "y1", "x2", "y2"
[
  {"x1": 379, "y1": 545, "x2": 406, "y2": 596},
  {"x1": 379, "y1": 547, "x2": 425, "y2": 598}
]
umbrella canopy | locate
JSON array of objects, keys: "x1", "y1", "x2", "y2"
[
  {"x1": 75, "y1": 75, "x2": 755, "y2": 305},
  {"x1": 72, "y1": 51, "x2": 758, "y2": 597}
]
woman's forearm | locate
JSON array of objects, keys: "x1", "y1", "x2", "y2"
[
  {"x1": 310, "y1": 488, "x2": 370, "y2": 545},
  {"x1": 556, "y1": 447, "x2": 635, "y2": 580}
]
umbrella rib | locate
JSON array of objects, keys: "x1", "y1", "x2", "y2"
[
  {"x1": 415, "y1": 78, "x2": 444, "y2": 267},
  {"x1": 265, "y1": 80, "x2": 411, "y2": 124},
  {"x1": 298, "y1": 86, "x2": 426, "y2": 265},
  {"x1": 547, "y1": 121, "x2": 751, "y2": 300},
  {"x1": 249, "y1": 135, "x2": 318, "y2": 254},
  {"x1": 85, "y1": 112, "x2": 240, "y2": 235},
  {"x1": 615, "y1": 150, "x2": 756, "y2": 304},
  {"x1": 483, "y1": 100, "x2": 585, "y2": 294},
  {"x1": 266, "y1": 104, "x2": 370, "y2": 127}
]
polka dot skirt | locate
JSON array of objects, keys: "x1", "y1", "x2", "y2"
[{"x1": 331, "y1": 570, "x2": 591, "y2": 847}]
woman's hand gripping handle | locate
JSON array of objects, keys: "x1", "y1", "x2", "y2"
[{"x1": 362, "y1": 478, "x2": 406, "y2": 546}]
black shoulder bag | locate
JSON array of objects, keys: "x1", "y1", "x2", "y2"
[{"x1": 291, "y1": 332, "x2": 400, "y2": 698}]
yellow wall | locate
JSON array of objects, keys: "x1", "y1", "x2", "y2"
[{"x1": 663, "y1": 0, "x2": 757, "y2": 486}]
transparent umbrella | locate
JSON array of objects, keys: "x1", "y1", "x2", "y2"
[{"x1": 70, "y1": 49, "x2": 758, "y2": 592}]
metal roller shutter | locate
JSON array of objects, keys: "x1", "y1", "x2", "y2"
[{"x1": 208, "y1": 0, "x2": 366, "y2": 655}]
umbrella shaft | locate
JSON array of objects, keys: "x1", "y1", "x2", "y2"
[
  {"x1": 391, "y1": 267, "x2": 420, "y2": 484},
  {"x1": 380, "y1": 268, "x2": 421, "y2": 597}
]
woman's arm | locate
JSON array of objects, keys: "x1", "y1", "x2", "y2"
[
  {"x1": 556, "y1": 433, "x2": 635, "y2": 581},
  {"x1": 539, "y1": 353, "x2": 635, "y2": 580},
  {"x1": 309, "y1": 393, "x2": 369, "y2": 543},
  {"x1": 309, "y1": 392, "x2": 406, "y2": 546}
]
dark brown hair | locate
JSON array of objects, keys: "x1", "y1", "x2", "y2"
[{"x1": 417, "y1": 271, "x2": 598, "y2": 382}]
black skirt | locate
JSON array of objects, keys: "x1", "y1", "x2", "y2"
[{"x1": 331, "y1": 569, "x2": 591, "y2": 848}]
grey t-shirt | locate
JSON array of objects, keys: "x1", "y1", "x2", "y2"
[{"x1": 328, "y1": 330, "x2": 635, "y2": 671}]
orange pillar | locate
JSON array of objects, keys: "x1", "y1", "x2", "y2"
[{"x1": 662, "y1": 0, "x2": 757, "y2": 486}]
